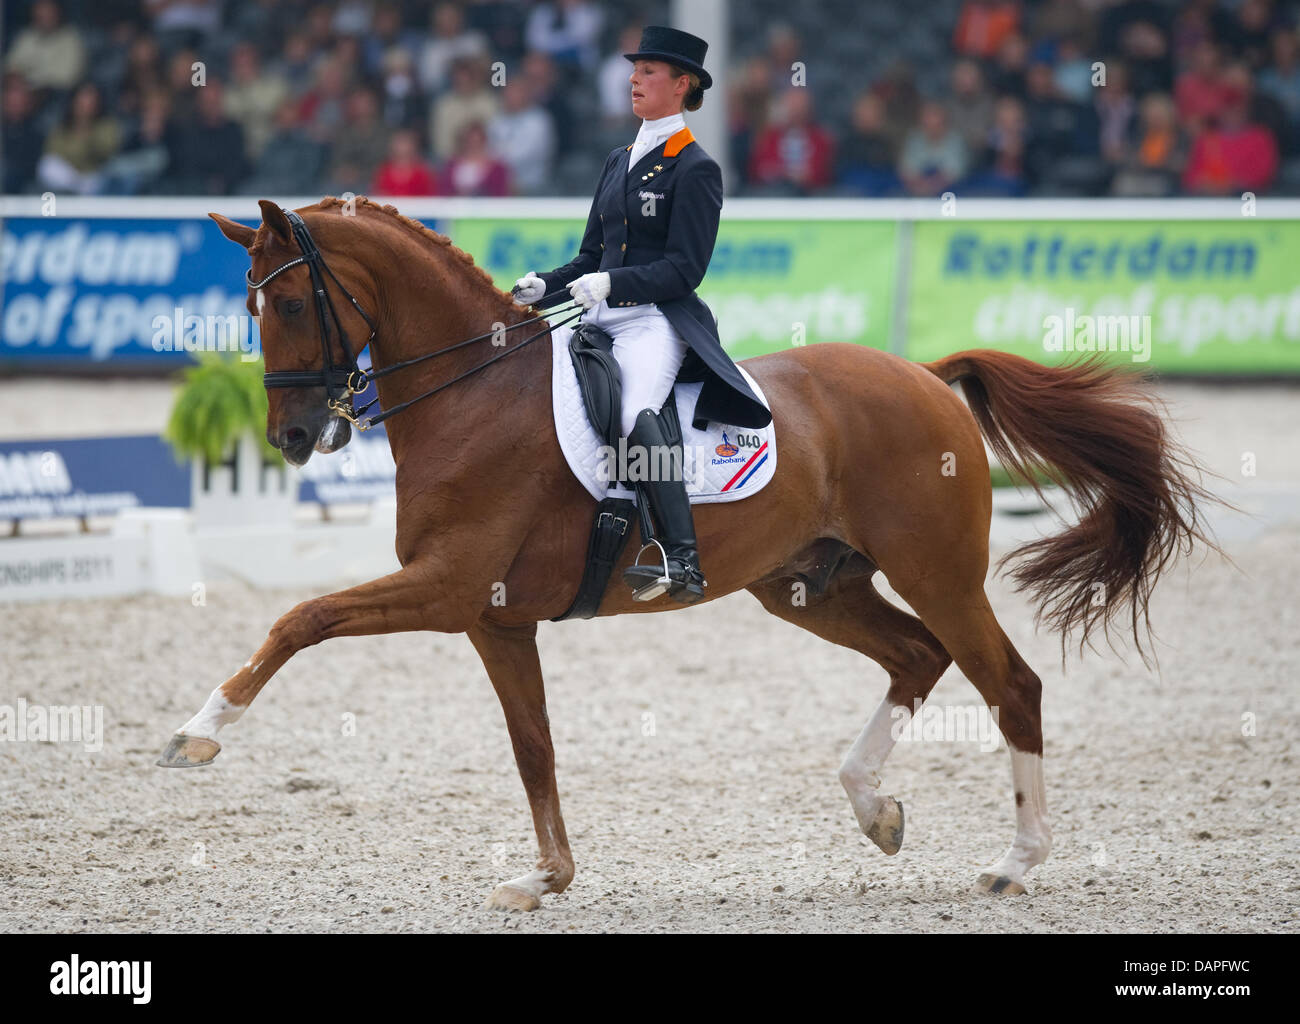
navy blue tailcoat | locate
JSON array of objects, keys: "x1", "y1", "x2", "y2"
[{"x1": 537, "y1": 127, "x2": 771, "y2": 430}]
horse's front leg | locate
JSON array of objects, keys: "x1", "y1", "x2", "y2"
[
  {"x1": 468, "y1": 618, "x2": 574, "y2": 912},
  {"x1": 157, "y1": 561, "x2": 459, "y2": 766}
]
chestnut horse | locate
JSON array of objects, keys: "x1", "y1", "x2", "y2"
[{"x1": 159, "y1": 198, "x2": 1213, "y2": 908}]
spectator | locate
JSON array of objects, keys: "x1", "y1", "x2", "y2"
[
  {"x1": 114, "y1": 34, "x2": 165, "y2": 121},
  {"x1": 166, "y1": 78, "x2": 249, "y2": 195},
  {"x1": 897, "y1": 99, "x2": 968, "y2": 196},
  {"x1": 417, "y1": 2, "x2": 488, "y2": 94},
  {"x1": 1176, "y1": 41, "x2": 1232, "y2": 129},
  {"x1": 748, "y1": 88, "x2": 835, "y2": 195},
  {"x1": 953, "y1": 1, "x2": 1021, "y2": 60},
  {"x1": 37, "y1": 81, "x2": 121, "y2": 194},
  {"x1": 727, "y1": 56, "x2": 775, "y2": 190},
  {"x1": 1095, "y1": 61, "x2": 1137, "y2": 165},
  {"x1": 764, "y1": 23, "x2": 803, "y2": 93},
  {"x1": 965, "y1": 95, "x2": 1029, "y2": 195},
  {"x1": 1112, "y1": 92, "x2": 1185, "y2": 196},
  {"x1": 432, "y1": 56, "x2": 499, "y2": 162},
  {"x1": 443, "y1": 121, "x2": 510, "y2": 196},
  {"x1": 946, "y1": 59, "x2": 995, "y2": 158},
  {"x1": 325, "y1": 88, "x2": 392, "y2": 194},
  {"x1": 836, "y1": 92, "x2": 899, "y2": 196},
  {"x1": 243, "y1": 98, "x2": 327, "y2": 195},
  {"x1": 1258, "y1": 28, "x2": 1300, "y2": 126},
  {"x1": 522, "y1": 50, "x2": 575, "y2": 153},
  {"x1": 487, "y1": 78, "x2": 556, "y2": 194},
  {"x1": 1183, "y1": 88, "x2": 1279, "y2": 194},
  {"x1": 101, "y1": 89, "x2": 172, "y2": 195},
  {"x1": 223, "y1": 42, "x2": 289, "y2": 161},
  {"x1": 2, "y1": 74, "x2": 46, "y2": 193},
  {"x1": 6, "y1": 0, "x2": 86, "y2": 93},
  {"x1": 524, "y1": 0, "x2": 604, "y2": 72},
  {"x1": 372, "y1": 129, "x2": 439, "y2": 195},
  {"x1": 599, "y1": 24, "x2": 644, "y2": 125},
  {"x1": 377, "y1": 47, "x2": 427, "y2": 132},
  {"x1": 1119, "y1": 17, "x2": 1174, "y2": 96},
  {"x1": 1030, "y1": 0, "x2": 1095, "y2": 51},
  {"x1": 1054, "y1": 36, "x2": 1096, "y2": 103},
  {"x1": 989, "y1": 32, "x2": 1030, "y2": 96},
  {"x1": 164, "y1": 47, "x2": 203, "y2": 125},
  {"x1": 1231, "y1": 0, "x2": 1282, "y2": 71},
  {"x1": 364, "y1": 1, "x2": 421, "y2": 77},
  {"x1": 273, "y1": 33, "x2": 318, "y2": 91},
  {"x1": 296, "y1": 56, "x2": 352, "y2": 143}
]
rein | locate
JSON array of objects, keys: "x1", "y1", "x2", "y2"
[{"x1": 248, "y1": 209, "x2": 584, "y2": 431}]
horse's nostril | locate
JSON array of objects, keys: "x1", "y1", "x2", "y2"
[{"x1": 281, "y1": 427, "x2": 308, "y2": 448}]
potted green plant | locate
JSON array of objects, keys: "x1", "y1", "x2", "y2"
[{"x1": 164, "y1": 352, "x2": 296, "y2": 527}]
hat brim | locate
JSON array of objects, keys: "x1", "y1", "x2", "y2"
[{"x1": 624, "y1": 51, "x2": 712, "y2": 90}]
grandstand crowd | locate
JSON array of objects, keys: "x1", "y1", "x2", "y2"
[{"x1": 4, "y1": 0, "x2": 1300, "y2": 199}]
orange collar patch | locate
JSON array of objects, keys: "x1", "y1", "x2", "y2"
[{"x1": 663, "y1": 127, "x2": 694, "y2": 157}]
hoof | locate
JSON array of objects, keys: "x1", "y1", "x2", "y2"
[
  {"x1": 156, "y1": 733, "x2": 221, "y2": 768},
  {"x1": 975, "y1": 872, "x2": 1026, "y2": 896},
  {"x1": 865, "y1": 796, "x2": 905, "y2": 855},
  {"x1": 484, "y1": 884, "x2": 541, "y2": 912}
]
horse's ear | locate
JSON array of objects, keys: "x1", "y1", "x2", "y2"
[
  {"x1": 209, "y1": 212, "x2": 256, "y2": 249},
  {"x1": 257, "y1": 200, "x2": 294, "y2": 244}
]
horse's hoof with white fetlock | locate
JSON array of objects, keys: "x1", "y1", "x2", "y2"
[
  {"x1": 975, "y1": 872, "x2": 1026, "y2": 896},
  {"x1": 865, "y1": 796, "x2": 905, "y2": 855},
  {"x1": 484, "y1": 884, "x2": 541, "y2": 912},
  {"x1": 156, "y1": 734, "x2": 221, "y2": 768}
]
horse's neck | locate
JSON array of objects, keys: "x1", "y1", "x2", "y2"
[{"x1": 368, "y1": 261, "x2": 551, "y2": 483}]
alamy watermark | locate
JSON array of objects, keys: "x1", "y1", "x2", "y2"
[
  {"x1": 151, "y1": 307, "x2": 260, "y2": 361},
  {"x1": 1043, "y1": 307, "x2": 1151, "y2": 363},
  {"x1": 0, "y1": 698, "x2": 104, "y2": 752},
  {"x1": 890, "y1": 698, "x2": 1001, "y2": 752}
]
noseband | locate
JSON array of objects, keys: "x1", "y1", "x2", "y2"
[{"x1": 246, "y1": 207, "x2": 582, "y2": 431}]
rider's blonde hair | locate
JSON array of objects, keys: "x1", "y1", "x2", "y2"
[{"x1": 667, "y1": 64, "x2": 704, "y2": 112}]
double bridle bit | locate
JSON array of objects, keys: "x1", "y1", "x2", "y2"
[{"x1": 247, "y1": 208, "x2": 582, "y2": 431}]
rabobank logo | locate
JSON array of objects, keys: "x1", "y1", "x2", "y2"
[{"x1": 943, "y1": 231, "x2": 1258, "y2": 280}]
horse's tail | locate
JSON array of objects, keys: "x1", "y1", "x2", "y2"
[{"x1": 923, "y1": 349, "x2": 1220, "y2": 660}]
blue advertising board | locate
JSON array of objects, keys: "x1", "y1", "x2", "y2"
[
  {"x1": 0, "y1": 435, "x2": 189, "y2": 519},
  {"x1": 2, "y1": 216, "x2": 261, "y2": 369}
]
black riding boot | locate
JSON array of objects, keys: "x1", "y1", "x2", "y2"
[{"x1": 622, "y1": 408, "x2": 707, "y2": 603}]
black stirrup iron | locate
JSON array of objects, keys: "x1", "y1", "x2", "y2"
[{"x1": 248, "y1": 207, "x2": 584, "y2": 430}]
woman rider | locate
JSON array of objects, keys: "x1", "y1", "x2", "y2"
[{"x1": 512, "y1": 25, "x2": 772, "y2": 603}]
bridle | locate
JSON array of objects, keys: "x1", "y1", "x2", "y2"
[{"x1": 247, "y1": 208, "x2": 583, "y2": 431}]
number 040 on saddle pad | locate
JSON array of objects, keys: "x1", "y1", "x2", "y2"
[{"x1": 550, "y1": 324, "x2": 777, "y2": 504}]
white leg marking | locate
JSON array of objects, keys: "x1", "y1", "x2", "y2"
[
  {"x1": 839, "y1": 697, "x2": 907, "y2": 835},
  {"x1": 498, "y1": 868, "x2": 555, "y2": 900},
  {"x1": 982, "y1": 750, "x2": 1052, "y2": 887},
  {"x1": 178, "y1": 686, "x2": 246, "y2": 741}
]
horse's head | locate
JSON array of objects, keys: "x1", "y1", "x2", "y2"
[{"x1": 210, "y1": 201, "x2": 366, "y2": 466}]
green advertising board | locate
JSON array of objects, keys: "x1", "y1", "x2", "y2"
[
  {"x1": 448, "y1": 217, "x2": 897, "y2": 359},
  {"x1": 907, "y1": 219, "x2": 1300, "y2": 372}
]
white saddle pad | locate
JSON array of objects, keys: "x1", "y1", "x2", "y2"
[{"x1": 550, "y1": 326, "x2": 777, "y2": 504}]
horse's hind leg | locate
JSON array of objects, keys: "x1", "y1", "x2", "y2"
[
  {"x1": 748, "y1": 554, "x2": 952, "y2": 855},
  {"x1": 467, "y1": 618, "x2": 574, "y2": 912},
  {"x1": 896, "y1": 582, "x2": 1052, "y2": 895}
]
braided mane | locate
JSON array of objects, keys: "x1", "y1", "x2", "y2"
[{"x1": 311, "y1": 195, "x2": 521, "y2": 316}]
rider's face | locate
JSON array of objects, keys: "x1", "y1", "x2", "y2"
[{"x1": 629, "y1": 60, "x2": 686, "y2": 120}]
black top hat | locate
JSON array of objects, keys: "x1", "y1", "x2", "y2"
[{"x1": 624, "y1": 25, "x2": 712, "y2": 91}]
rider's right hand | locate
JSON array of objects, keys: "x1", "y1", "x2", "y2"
[{"x1": 512, "y1": 271, "x2": 546, "y2": 305}]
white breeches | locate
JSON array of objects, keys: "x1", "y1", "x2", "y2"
[{"x1": 583, "y1": 299, "x2": 688, "y2": 437}]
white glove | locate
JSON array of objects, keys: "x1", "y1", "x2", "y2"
[
  {"x1": 512, "y1": 271, "x2": 546, "y2": 305},
  {"x1": 568, "y1": 271, "x2": 611, "y2": 309}
]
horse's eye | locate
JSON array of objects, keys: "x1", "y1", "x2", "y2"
[{"x1": 286, "y1": 299, "x2": 304, "y2": 314}]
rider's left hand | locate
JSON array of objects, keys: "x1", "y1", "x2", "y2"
[{"x1": 568, "y1": 272, "x2": 611, "y2": 310}]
